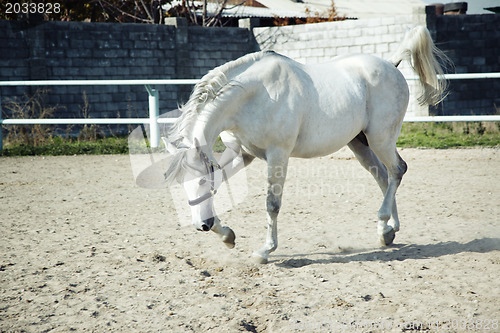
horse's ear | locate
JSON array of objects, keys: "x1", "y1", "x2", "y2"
[{"x1": 161, "y1": 137, "x2": 178, "y2": 155}]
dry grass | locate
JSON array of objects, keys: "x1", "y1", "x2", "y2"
[{"x1": 3, "y1": 88, "x2": 62, "y2": 146}]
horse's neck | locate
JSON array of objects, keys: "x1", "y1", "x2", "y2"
[
  {"x1": 188, "y1": 53, "x2": 266, "y2": 149},
  {"x1": 191, "y1": 108, "x2": 228, "y2": 152}
]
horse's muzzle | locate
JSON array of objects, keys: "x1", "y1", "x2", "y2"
[{"x1": 199, "y1": 217, "x2": 214, "y2": 232}]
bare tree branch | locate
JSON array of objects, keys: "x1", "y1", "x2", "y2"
[
  {"x1": 202, "y1": 0, "x2": 206, "y2": 26},
  {"x1": 139, "y1": 0, "x2": 154, "y2": 21},
  {"x1": 93, "y1": 0, "x2": 248, "y2": 26},
  {"x1": 97, "y1": 0, "x2": 153, "y2": 23},
  {"x1": 185, "y1": 0, "x2": 198, "y2": 25},
  {"x1": 206, "y1": 0, "x2": 229, "y2": 27},
  {"x1": 225, "y1": 0, "x2": 247, "y2": 11}
]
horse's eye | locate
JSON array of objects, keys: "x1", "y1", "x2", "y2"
[{"x1": 199, "y1": 178, "x2": 207, "y2": 185}]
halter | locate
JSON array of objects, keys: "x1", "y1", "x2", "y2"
[{"x1": 187, "y1": 151, "x2": 220, "y2": 206}]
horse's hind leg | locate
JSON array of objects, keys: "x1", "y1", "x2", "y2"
[
  {"x1": 370, "y1": 140, "x2": 407, "y2": 246},
  {"x1": 349, "y1": 134, "x2": 407, "y2": 245},
  {"x1": 348, "y1": 136, "x2": 402, "y2": 232}
]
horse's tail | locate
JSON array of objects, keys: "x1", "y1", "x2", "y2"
[{"x1": 390, "y1": 26, "x2": 451, "y2": 106}]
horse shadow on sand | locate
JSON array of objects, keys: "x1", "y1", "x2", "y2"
[{"x1": 274, "y1": 238, "x2": 500, "y2": 268}]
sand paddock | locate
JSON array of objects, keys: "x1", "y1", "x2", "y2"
[{"x1": 1, "y1": 147, "x2": 499, "y2": 332}]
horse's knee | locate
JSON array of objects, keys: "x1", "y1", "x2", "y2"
[
  {"x1": 389, "y1": 158, "x2": 407, "y2": 182},
  {"x1": 266, "y1": 194, "x2": 281, "y2": 215},
  {"x1": 398, "y1": 158, "x2": 407, "y2": 177}
]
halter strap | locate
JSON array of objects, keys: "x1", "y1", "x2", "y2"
[{"x1": 187, "y1": 151, "x2": 219, "y2": 206}]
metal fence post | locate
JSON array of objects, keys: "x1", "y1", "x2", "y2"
[{"x1": 145, "y1": 85, "x2": 160, "y2": 148}]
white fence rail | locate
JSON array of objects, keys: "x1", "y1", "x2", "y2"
[
  {"x1": 0, "y1": 73, "x2": 499, "y2": 150},
  {"x1": 0, "y1": 79, "x2": 198, "y2": 150},
  {"x1": 405, "y1": 72, "x2": 500, "y2": 81}
]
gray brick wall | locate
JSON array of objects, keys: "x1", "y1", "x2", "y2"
[
  {"x1": 0, "y1": 19, "x2": 254, "y2": 130},
  {"x1": 428, "y1": 13, "x2": 500, "y2": 116},
  {"x1": 167, "y1": 18, "x2": 254, "y2": 105}
]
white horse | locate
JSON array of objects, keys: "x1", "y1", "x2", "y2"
[{"x1": 163, "y1": 26, "x2": 448, "y2": 264}]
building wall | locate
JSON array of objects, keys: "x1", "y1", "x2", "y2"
[
  {"x1": 254, "y1": 8, "x2": 500, "y2": 117},
  {"x1": 253, "y1": 8, "x2": 428, "y2": 116},
  {"x1": 1, "y1": 9, "x2": 499, "y2": 128},
  {"x1": 0, "y1": 19, "x2": 253, "y2": 124},
  {"x1": 428, "y1": 13, "x2": 500, "y2": 116}
]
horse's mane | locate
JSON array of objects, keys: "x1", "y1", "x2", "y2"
[
  {"x1": 168, "y1": 51, "x2": 273, "y2": 144},
  {"x1": 164, "y1": 147, "x2": 187, "y2": 184},
  {"x1": 165, "y1": 51, "x2": 274, "y2": 183}
]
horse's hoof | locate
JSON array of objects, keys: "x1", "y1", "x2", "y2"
[
  {"x1": 222, "y1": 228, "x2": 236, "y2": 249},
  {"x1": 252, "y1": 252, "x2": 269, "y2": 264},
  {"x1": 380, "y1": 227, "x2": 396, "y2": 246}
]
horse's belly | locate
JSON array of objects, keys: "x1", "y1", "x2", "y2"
[
  {"x1": 291, "y1": 107, "x2": 366, "y2": 158},
  {"x1": 290, "y1": 130, "x2": 355, "y2": 158}
]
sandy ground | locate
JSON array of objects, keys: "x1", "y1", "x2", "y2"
[{"x1": 1, "y1": 147, "x2": 499, "y2": 332}]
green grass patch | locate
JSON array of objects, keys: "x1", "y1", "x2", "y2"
[
  {"x1": 1, "y1": 122, "x2": 498, "y2": 157},
  {"x1": 1, "y1": 135, "x2": 225, "y2": 156},
  {"x1": 0, "y1": 136, "x2": 128, "y2": 156},
  {"x1": 397, "y1": 122, "x2": 500, "y2": 148},
  {"x1": 213, "y1": 136, "x2": 226, "y2": 153}
]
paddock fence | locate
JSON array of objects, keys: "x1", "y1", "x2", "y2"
[{"x1": 1, "y1": 73, "x2": 499, "y2": 151}]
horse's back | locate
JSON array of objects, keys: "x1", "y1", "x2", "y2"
[
  {"x1": 290, "y1": 54, "x2": 409, "y2": 156},
  {"x1": 308, "y1": 53, "x2": 408, "y2": 101},
  {"x1": 227, "y1": 52, "x2": 409, "y2": 159}
]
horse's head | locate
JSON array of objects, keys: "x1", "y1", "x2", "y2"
[{"x1": 163, "y1": 137, "x2": 220, "y2": 232}]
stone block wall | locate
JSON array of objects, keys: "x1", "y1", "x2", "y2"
[
  {"x1": 166, "y1": 17, "x2": 254, "y2": 106},
  {"x1": 0, "y1": 19, "x2": 253, "y2": 129},
  {"x1": 428, "y1": 13, "x2": 500, "y2": 115},
  {"x1": 1, "y1": 21, "x2": 176, "y2": 123}
]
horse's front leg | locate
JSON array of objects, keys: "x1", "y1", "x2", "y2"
[
  {"x1": 211, "y1": 217, "x2": 236, "y2": 249},
  {"x1": 253, "y1": 150, "x2": 288, "y2": 264},
  {"x1": 210, "y1": 145, "x2": 254, "y2": 249}
]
